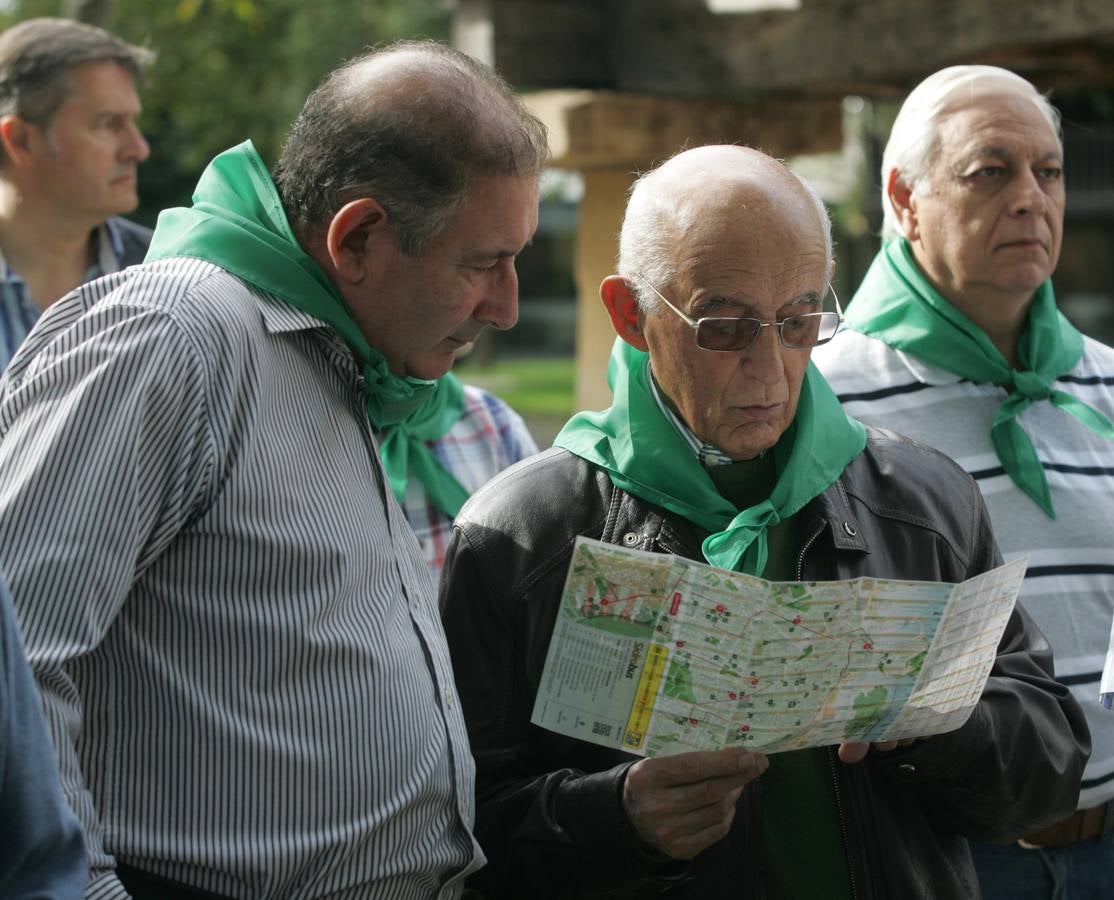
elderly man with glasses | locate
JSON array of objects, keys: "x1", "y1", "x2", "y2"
[{"x1": 439, "y1": 144, "x2": 1088, "y2": 899}]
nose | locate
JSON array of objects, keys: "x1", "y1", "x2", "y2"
[
  {"x1": 1009, "y1": 168, "x2": 1047, "y2": 217},
  {"x1": 121, "y1": 121, "x2": 150, "y2": 163},
  {"x1": 741, "y1": 320, "x2": 786, "y2": 384},
  {"x1": 475, "y1": 258, "x2": 519, "y2": 331}
]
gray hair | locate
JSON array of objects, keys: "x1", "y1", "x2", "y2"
[
  {"x1": 618, "y1": 149, "x2": 834, "y2": 312},
  {"x1": 0, "y1": 17, "x2": 152, "y2": 163},
  {"x1": 880, "y1": 65, "x2": 1062, "y2": 241},
  {"x1": 272, "y1": 40, "x2": 548, "y2": 256}
]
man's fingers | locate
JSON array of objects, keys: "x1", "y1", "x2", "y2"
[
  {"x1": 623, "y1": 751, "x2": 767, "y2": 859},
  {"x1": 837, "y1": 741, "x2": 870, "y2": 764},
  {"x1": 838, "y1": 738, "x2": 917, "y2": 764},
  {"x1": 641, "y1": 748, "x2": 769, "y2": 787},
  {"x1": 649, "y1": 808, "x2": 742, "y2": 861},
  {"x1": 628, "y1": 784, "x2": 746, "y2": 860}
]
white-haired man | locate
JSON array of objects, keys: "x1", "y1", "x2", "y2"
[
  {"x1": 440, "y1": 144, "x2": 1088, "y2": 899},
  {"x1": 815, "y1": 65, "x2": 1113, "y2": 899}
]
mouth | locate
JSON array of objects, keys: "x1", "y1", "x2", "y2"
[
  {"x1": 997, "y1": 238, "x2": 1046, "y2": 252},
  {"x1": 445, "y1": 332, "x2": 481, "y2": 349},
  {"x1": 737, "y1": 402, "x2": 785, "y2": 423}
]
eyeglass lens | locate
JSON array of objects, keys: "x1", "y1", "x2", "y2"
[{"x1": 696, "y1": 313, "x2": 840, "y2": 352}]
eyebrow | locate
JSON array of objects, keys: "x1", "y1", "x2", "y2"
[
  {"x1": 463, "y1": 237, "x2": 534, "y2": 264},
  {"x1": 954, "y1": 145, "x2": 1062, "y2": 169},
  {"x1": 695, "y1": 290, "x2": 822, "y2": 316}
]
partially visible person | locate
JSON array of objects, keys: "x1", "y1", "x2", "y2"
[
  {"x1": 1102, "y1": 614, "x2": 1113, "y2": 709},
  {"x1": 0, "y1": 575, "x2": 87, "y2": 898},
  {"x1": 0, "y1": 17, "x2": 153, "y2": 367},
  {"x1": 814, "y1": 64, "x2": 1114, "y2": 899},
  {"x1": 0, "y1": 40, "x2": 545, "y2": 899},
  {"x1": 385, "y1": 367, "x2": 538, "y2": 574},
  {"x1": 440, "y1": 144, "x2": 1089, "y2": 899}
]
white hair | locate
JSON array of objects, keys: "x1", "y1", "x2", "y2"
[
  {"x1": 880, "y1": 65, "x2": 1062, "y2": 241},
  {"x1": 618, "y1": 150, "x2": 834, "y2": 312}
]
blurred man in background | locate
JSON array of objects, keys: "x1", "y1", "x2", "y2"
[{"x1": 0, "y1": 17, "x2": 152, "y2": 367}]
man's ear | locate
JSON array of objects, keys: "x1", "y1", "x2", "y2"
[
  {"x1": 887, "y1": 168, "x2": 919, "y2": 241},
  {"x1": 324, "y1": 197, "x2": 391, "y2": 285},
  {"x1": 0, "y1": 115, "x2": 38, "y2": 167},
  {"x1": 600, "y1": 275, "x2": 650, "y2": 352}
]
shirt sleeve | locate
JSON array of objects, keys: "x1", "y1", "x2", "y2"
[{"x1": 0, "y1": 295, "x2": 217, "y2": 898}]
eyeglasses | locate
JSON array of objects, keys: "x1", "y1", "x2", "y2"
[{"x1": 631, "y1": 273, "x2": 843, "y2": 353}]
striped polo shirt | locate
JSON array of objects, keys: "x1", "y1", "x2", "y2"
[
  {"x1": 814, "y1": 328, "x2": 1114, "y2": 809},
  {"x1": 0, "y1": 258, "x2": 483, "y2": 899}
]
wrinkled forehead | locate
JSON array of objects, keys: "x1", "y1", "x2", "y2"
[{"x1": 934, "y1": 81, "x2": 1061, "y2": 154}]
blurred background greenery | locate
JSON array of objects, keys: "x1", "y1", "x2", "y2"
[
  {"x1": 1, "y1": 0, "x2": 455, "y2": 226},
  {"x1": 0, "y1": 0, "x2": 580, "y2": 442}
]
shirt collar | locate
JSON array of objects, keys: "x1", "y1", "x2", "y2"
[
  {"x1": 647, "y1": 361, "x2": 738, "y2": 467},
  {"x1": 893, "y1": 346, "x2": 964, "y2": 386}
]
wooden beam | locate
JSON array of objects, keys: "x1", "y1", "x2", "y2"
[
  {"x1": 484, "y1": 0, "x2": 1114, "y2": 96},
  {"x1": 525, "y1": 90, "x2": 843, "y2": 170},
  {"x1": 490, "y1": 0, "x2": 611, "y2": 90}
]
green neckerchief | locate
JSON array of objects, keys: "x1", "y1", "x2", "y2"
[
  {"x1": 145, "y1": 140, "x2": 469, "y2": 517},
  {"x1": 845, "y1": 239, "x2": 1114, "y2": 518},
  {"x1": 554, "y1": 339, "x2": 866, "y2": 576}
]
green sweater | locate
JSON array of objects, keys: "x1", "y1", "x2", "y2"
[{"x1": 708, "y1": 458, "x2": 853, "y2": 900}]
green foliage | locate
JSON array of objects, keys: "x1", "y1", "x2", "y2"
[{"x1": 0, "y1": 0, "x2": 452, "y2": 225}]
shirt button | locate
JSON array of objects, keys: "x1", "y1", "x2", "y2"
[{"x1": 443, "y1": 689, "x2": 454, "y2": 709}]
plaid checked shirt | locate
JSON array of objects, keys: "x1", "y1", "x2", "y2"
[{"x1": 400, "y1": 384, "x2": 539, "y2": 575}]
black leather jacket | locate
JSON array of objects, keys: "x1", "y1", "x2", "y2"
[{"x1": 440, "y1": 429, "x2": 1090, "y2": 900}]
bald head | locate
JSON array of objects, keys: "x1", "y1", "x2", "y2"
[
  {"x1": 619, "y1": 145, "x2": 832, "y2": 311},
  {"x1": 273, "y1": 40, "x2": 548, "y2": 255}
]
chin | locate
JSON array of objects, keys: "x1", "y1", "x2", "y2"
[
  {"x1": 721, "y1": 423, "x2": 784, "y2": 461},
  {"x1": 403, "y1": 353, "x2": 456, "y2": 382}
]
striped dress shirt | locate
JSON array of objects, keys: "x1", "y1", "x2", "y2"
[
  {"x1": 814, "y1": 329, "x2": 1114, "y2": 809},
  {"x1": 0, "y1": 258, "x2": 483, "y2": 899}
]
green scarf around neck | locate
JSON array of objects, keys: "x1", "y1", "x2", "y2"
[
  {"x1": 145, "y1": 140, "x2": 469, "y2": 517},
  {"x1": 845, "y1": 239, "x2": 1114, "y2": 518},
  {"x1": 554, "y1": 339, "x2": 867, "y2": 576}
]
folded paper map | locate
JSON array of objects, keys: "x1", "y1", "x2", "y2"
[{"x1": 531, "y1": 537, "x2": 1027, "y2": 756}]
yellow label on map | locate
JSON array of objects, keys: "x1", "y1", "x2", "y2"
[{"x1": 623, "y1": 644, "x2": 668, "y2": 749}]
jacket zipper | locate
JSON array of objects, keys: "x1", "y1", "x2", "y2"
[
  {"x1": 827, "y1": 747, "x2": 861, "y2": 900},
  {"x1": 806, "y1": 526, "x2": 860, "y2": 899},
  {"x1": 795, "y1": 523, "x2": 825, "y2": 581}
]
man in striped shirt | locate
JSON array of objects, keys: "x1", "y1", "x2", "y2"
[
  {"x1": 0, "y1": 18, "x2": 153, "y2": 368},
  {"x1": 0, "y1": 41, "x2": 545, "y2": 900},
  {"x1": 814, "y1": 65, "x2": 1113, "y2": 899}
]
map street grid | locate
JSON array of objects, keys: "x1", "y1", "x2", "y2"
[{"x1": 531, "y1": 538, "x2": 1028, "y2": 756}]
